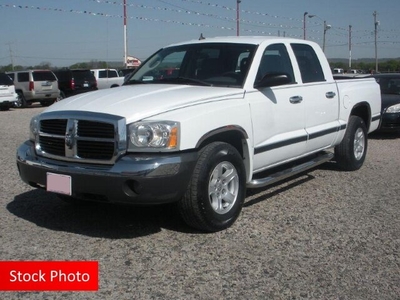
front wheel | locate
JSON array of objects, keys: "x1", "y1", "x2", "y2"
[
  {"x1": 178, "y1": 142, "x2": 246, "y2": 232},
  {"x1": 335, "y1": 116, "x2": 368, "y2": 171}
]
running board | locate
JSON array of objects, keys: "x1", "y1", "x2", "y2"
[{"x1": 247, "y1": 152, "x2": 334, "y2": 189}]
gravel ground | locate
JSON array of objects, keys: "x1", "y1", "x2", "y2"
[{"x1": 1, "y1": 106, "x2": 399, "y2": 300}]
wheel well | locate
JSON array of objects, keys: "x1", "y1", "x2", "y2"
[
  {"x1": 197, "y1": 129, "x2": 245, "y2": 157},
  {"x1": 196, "y1": 128, "x2": 251, "y2": 181},
  {"x1": 350, "y1": 102, "x2": 371, "y2": 130}
]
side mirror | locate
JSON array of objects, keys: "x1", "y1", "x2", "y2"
[{"x1": 254, "y1": 73, "x2": 292, "y2": 88}]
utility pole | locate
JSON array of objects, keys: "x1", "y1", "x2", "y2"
[
  {"x1": 373, "y1": 11, "x2": 379, "y2": 73},
  {"x1": 7, "y1": 43, "x2": 15, "y2": 70},
  {"x1": 123, "y1": 0, "x2": 128, "y2": 68},
  {"x1": 236, "y1": 0, "x2": 241, "y2": 36},
  {"x1": 303, "y1": 12, "x2": 308, "y2": 39},
  {"x1": 322, "y1": 21, "x2": 331, "y2": 53},
  {"x1": 349, "y1": 25, "x2": 352, "y2": 69}
]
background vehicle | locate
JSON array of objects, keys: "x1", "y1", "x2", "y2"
[
  {"x1": 17, "y1": 36, "x2": 381, "y2": 232},
  {"x1": 53, "y1": 69, "x2": 98, "y2": 100},
  {"x1": 333, "y1": 68, "x2": 344, "y2": 74},
  {"x1": 0, "y1": 72, "x2": 18, "y2": 111},
  {"x1": 118, "y1": 68, "x2": 136, "y2": 77},
  {"x1": 90, "y1": 69, "x2": 124, "y2": 89},
  {"x1": 7, "y1": 70, "x2": 60, "y2": 108},
  {"x1": 370, "y1": 73, "x2": 400, "y2": 132}
]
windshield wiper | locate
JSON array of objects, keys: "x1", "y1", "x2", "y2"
[{"x1": 157, "y1": 77, "x2": 213, "y2": 86}]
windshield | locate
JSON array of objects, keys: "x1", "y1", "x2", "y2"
[{"x1": 125, "y1": 43, "x2": 256, "y2": 88}]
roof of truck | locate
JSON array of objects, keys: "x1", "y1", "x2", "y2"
[{"x1": 166, "y1": 36, "x2": 317, "y2": 47}]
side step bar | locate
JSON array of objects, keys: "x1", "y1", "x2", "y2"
[{"x1": 247, "y1": 152, "x2": 334, "y2": 189}]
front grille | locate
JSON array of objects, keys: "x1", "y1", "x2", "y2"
[
  {"x1": 77, "y1": 140, "x2": 115, "y2": 159},
  {"x1": 41, "y1": 119, "x2": 67, "y2": 135},
  {"x1": 77, "y1": 120, "x2": 114, "y2": 138},
  {"x1": 35, "y1": 112, "x2": 126, "y2": 164},
  {"x1": 39, "y1": 135, "x2": 65, "y2": 156}
]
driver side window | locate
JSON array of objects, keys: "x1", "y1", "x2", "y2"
[{"x1": 256, "y1": 44, "x2": 295, "y2": 84}]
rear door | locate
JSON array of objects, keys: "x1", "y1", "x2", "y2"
[{"x1": 290, "y1": 43, "x2": 340, "y2": 152}]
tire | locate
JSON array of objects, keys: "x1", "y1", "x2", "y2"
[
  {"x1": 335, "y1": 116, "x2": 368, "y2": 171},
  {"x1": 178, "y1": 142, "x2": 246, "y2": 232},
  {"x1": 15, "y1": 92, "x2": 27, "y2": 108},
  {"x1": 57, "y1": 91, "x2": 66, "y2": 102}
]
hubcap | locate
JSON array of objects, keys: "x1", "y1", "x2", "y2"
[
  {"x1": 208, "y1": 161, "x2": 239, "y2": 214},
  {"x1": 354, "y1": 127, "x2": 365, "y2": 160}
]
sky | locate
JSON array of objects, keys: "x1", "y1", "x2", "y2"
[{"x1": 0, "y1": 0, "x2": 399, "y2": 68}]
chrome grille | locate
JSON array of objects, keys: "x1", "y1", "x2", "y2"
[{"x1": 35, "y1": 111, "x2": 127, "y2": 164}]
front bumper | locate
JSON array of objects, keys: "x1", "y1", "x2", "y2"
[
  {"x1": 17, "y1": 140, "x2": 197, "y2": 204},
  {"x1": 380, "y1": 112, "x2": 400, "y2": 131}
]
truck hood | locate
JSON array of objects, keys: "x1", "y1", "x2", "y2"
[{"x1": 45, "y1": 84, "x2": 244, "y2": 123}]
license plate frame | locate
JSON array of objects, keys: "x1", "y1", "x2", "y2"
[{"x1": 46, "y1": 172, "x2": 72, "y2": 195}]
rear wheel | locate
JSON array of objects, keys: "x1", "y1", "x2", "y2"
[
  {"x1": 14, "y1": 92, "x2": 27, "y2": 108},
  {"x1": 178, "y1": 142, "x2": 246, "y2": 232},
  {"x1": 335, "y1": 116, "x2": 368, "y2": 171},
  {"x1": 56, "y1": 91, "x2": 66, "y2": 102}
]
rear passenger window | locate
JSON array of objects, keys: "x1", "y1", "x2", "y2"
[
  {"x1": 18, "y1": 72, "x2": 29, "y2": 82},
  {"x1": 291, "y1": 44, "x2": 325, "y2": 83},
  {"x1": 0, "y1": 73, "x2": 13, "y2": 85},
  {"x1": 108, "y1": 70, "x2": 118, "y2": 78},
  {"x1": 99, "y1": 70, "x2": 107, "y2": 78}
]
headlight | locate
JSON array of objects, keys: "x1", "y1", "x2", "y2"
[
  {"x1": 128, "y1": 121, "x2": 179, "y2": 151},
  {"x1": 385, "y1": 103, "x2": 400, "y2": 114},
  {"x1": 29, "y1": 116, "x2": 39, "y2": 141}
]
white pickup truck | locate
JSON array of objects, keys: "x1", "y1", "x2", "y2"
[
  {"x1": 17, "y1": 36, "x2": 381, "y2": 232},
  {"x1": 90, "y1": 69, "x2": 124, "y2": 89}
]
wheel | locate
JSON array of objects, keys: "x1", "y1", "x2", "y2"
[
  {"x1": 14, "y1": 92, "x2": 27, "y2": 108},
  {"x1": 335, "y1": 116, "x2": 368, "y2": 171},
  {"x1": 56, "y1": 91, "x2": 66, "y2": 102},
  {"x1": 178, "y1": 142, "x2": 246, "y2": 232}
]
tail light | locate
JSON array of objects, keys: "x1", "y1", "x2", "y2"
[
  {"x1": 94, "y1": 79, "x2": 97, "y2": 88},
  {"x1": 29, "y1": 81, "x2": 34, "y2": 91},
  {"x1": 70, "y1": 78, "x2": 75, "y2": 90}
]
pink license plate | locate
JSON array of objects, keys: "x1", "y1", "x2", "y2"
[{"x1": 46, "y1": 172, "x2": 71, "y2": 195}]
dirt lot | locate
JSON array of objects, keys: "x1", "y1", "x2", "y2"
[{"x1": 1, "y1": 106, "x2": 399, "y2": 299}]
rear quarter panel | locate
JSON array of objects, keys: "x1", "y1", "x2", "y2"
[{"x1": 335, "y1": 78, "x2": 381, "y2": 134}]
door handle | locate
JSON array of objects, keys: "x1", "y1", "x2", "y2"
[
  {"x1": 326, "y1": 91, "x2": 336, "y2": 99},
  {"x1": 289, "y1": 96, "x2": 303, "y2": 104}
]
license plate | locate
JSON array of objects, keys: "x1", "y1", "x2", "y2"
[
  {"x1": 46, "y1": 172, "x2": 71, "y2": 195},
  {"x1": 83, "y1": 82, "x2": 89, "y2": 87}
]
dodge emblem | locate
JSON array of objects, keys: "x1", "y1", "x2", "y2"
[{"x1": 65, "y1": 133, "x2": 74, "y2": 149}]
